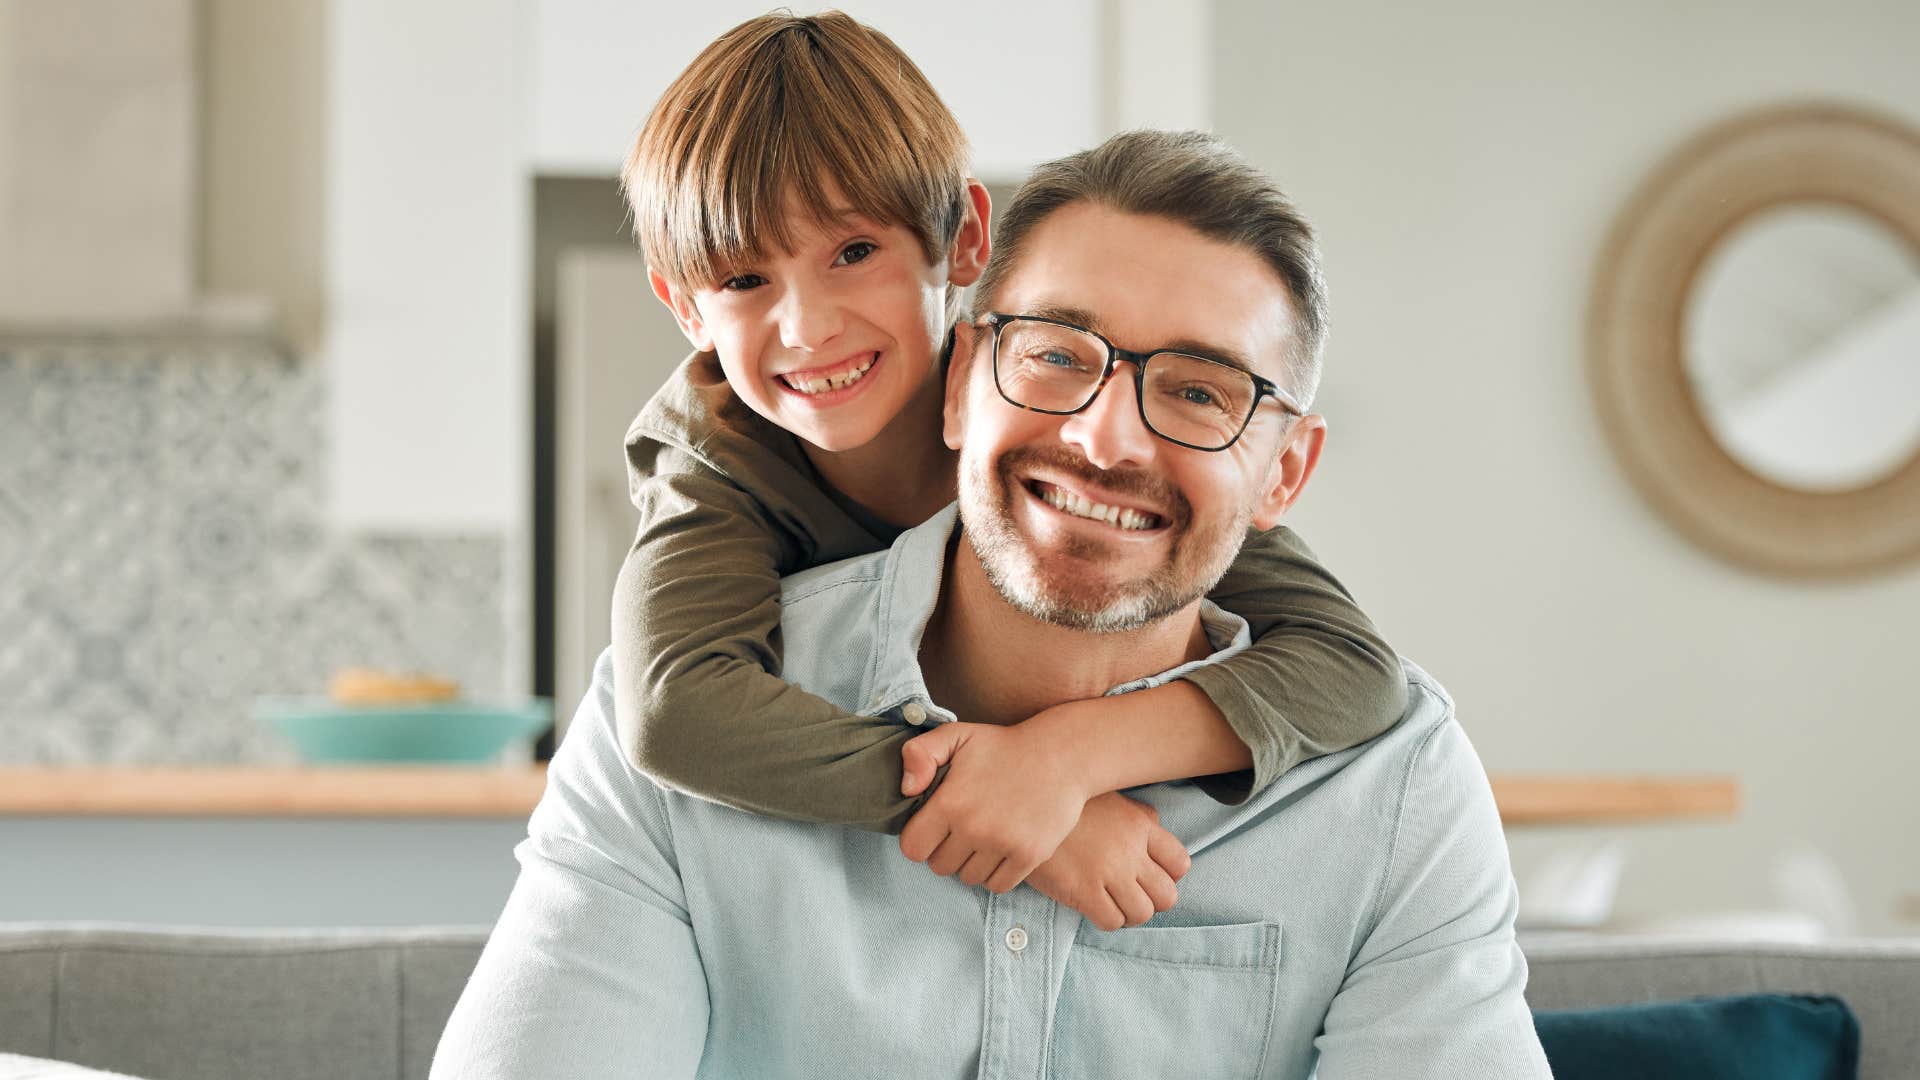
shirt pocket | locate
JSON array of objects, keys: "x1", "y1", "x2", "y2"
[{"x1": 1047, "y1": 919, "x2": 1282, "y2": 1080}]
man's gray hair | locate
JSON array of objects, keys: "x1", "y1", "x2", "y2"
[{"x1": 973, "y1": 129, "x2": 1329, "y2": 407}]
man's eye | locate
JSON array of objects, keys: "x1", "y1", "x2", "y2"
[
  {"x1": 1037, "y1": 350, "x2": 1084, "y2": 369},
  {"x1": 1178, "y1": 386, "x2": 1217, "y2": 406},
  {"x1": 721, "y1": 273, "x2": 766, "y2": 291},
  {"x1": 835, "y1": 241, "x2": 877, "y2": 266}
]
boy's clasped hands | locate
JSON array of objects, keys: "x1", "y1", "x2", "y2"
[{"x1": 895, "y1": 710, "x2": 1191, "y2": 932}]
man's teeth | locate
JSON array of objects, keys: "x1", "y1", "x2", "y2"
[
  {"x1": 1036, "y1": 482, "x2": 1158, "y2": 531},
  {"x1": 783, "y1": 354, "x2": 875, "y2": 395}
]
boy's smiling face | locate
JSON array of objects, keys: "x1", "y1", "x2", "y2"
[{"x1": 651, "y1": 180, "x2": 990, "y2": 453}]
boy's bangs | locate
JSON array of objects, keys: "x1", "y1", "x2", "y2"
[
  {"x1": 653, "y1": 101, "x2": 942, "y2": 290},
  {"x1": 628, "y1": 12, "x2": 968, "y2": 292}
]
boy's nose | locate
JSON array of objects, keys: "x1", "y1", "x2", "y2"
[
  {"x1": 1057, "y1": 362, "x2": 1158, "y2": 472},
  {"x1": 776, "y1": 280, "x2": 846, "y2": 352}
]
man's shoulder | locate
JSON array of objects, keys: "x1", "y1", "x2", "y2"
[
  {"x1": 1349, "y1": 660, "x2": 1506, "y2": 878},
  {"x1": 1353, "y1": 660, "x2": 1486, "y2": 807},
  {"x1": 1226, "y1": 659, "x2": 1487, "y2": 848}
]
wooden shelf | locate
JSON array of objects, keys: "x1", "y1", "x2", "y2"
[
  {"x1": 1492, "y1": 774, "x2": 1739, "y2": 825},
  {"x1": 0, "y1": 767, "x2": 1737, "y2": 824},
  {"x1": 0, "y1": 766, "x2": 550, "y2": 818}
]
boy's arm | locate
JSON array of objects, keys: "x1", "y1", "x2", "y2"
[
  {"x1": 966, "y1": 524, "x2": 1401, "y2": 801},
  {"x1": 612, "y1": 441, "x2": 924, "y2": 833},
  {"x1": 1176, "y1": 523, "x2": 1406, "y2": 802},
  {"x1": 899, "y1": 524, "x2": 1404, "y2": 894}
]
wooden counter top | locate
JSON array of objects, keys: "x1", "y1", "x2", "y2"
[
  {"x1": 0, "y1": 766, "x2": 551, "y2": 818},
  {"x1": 1491, "y1": 774, "x2": 1739, "y2": 825},
  {"x1": 0, "y1": 768, "x2": 1739, "y2": 824}
]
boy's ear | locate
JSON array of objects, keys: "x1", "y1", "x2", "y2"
[
  {"x1": 941, "y1": 321, "x2": 979, "y2": 451},
  {"x1": 944, "y1": 179, "x2": 992, "y2": 289},
  {"x1": 1250, "y1": 413, "x2": 1326, "y2": 530},
  {"x1": 648, "y1": 267, "x2": 717, "y2": 352}
]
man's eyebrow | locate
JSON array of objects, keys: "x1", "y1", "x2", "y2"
[{"x1": 1024, "y1": 302, "x2": 1259, "y2": 375}]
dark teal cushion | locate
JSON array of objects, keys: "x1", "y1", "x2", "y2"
[{"x1": 1533, "y1": 993, "x2": 1859, "y2": 1080}]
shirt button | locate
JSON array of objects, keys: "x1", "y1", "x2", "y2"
[
  {"x1": 1005, "y1": 926, "x2": 1028, "y2": 953},
  {"x1": 902, "y1": 702, "x2": 927, "y2": 725}
]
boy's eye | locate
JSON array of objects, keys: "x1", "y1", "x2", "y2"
[
  {"x1": 721, "y1": 273, "x2": 767, "y2": 291},
  {"x1": 835, "y1": 241, "x2": 877, "y2": 266}
]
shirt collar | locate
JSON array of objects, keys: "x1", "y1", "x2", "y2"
[{"x1": 860, "y1": 503, "x2": 1253, "y2": 724}]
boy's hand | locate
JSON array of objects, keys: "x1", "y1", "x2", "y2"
[
  {"x1": 898, "y1": 721, "x2": 1093, "y2": 893},
  {"x1": 1027, "y1": 792, "x2": 1190, "y2": 931}
]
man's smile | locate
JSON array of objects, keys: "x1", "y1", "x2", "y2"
[{"x1": 1019, "y1": 477, "x2": 1171, "y2": 536}]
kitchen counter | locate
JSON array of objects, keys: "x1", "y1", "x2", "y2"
[
  {"x1": 0, "y1": 767, "x2": 1738, "y2": 823},
  {"x1": 0, "y1": 766, "x2": 549, "y2": 818}
]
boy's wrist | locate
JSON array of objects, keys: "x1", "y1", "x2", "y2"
[{"x1": 1016, "y1": 700, "x2": 1110, "y2": 803}]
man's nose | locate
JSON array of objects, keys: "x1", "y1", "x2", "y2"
[
  {"x1": 1057, "y1": 362, "x2": 1158, "y2": 471},
  {"x1": 776, "y1": 276, "x2": 846, "y2": 352}
]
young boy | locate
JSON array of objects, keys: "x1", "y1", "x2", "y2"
[{"x1": 611, "y1": 11, "x2": 1406, "y2": 931}]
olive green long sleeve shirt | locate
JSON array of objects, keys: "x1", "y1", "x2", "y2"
[{"x1": 609, "y1": 351, "x2": 1406, "y2": 833}]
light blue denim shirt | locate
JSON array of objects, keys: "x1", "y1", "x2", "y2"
[{"x1": 434, "y1": 505, "x2": 1551, "y2": 1079}]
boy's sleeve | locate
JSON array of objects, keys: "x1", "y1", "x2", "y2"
[
  {"x1": 609, "y1": 438, "x2": 929, "y2": 834},
  {"x1": 1183, "y1": 525, "x2": 1408, "y2": 804}
]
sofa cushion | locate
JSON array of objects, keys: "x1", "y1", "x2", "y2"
[
  {"x1": 1533, "y1": 993, "x2": 1860, "y2": 1080},
  {"x1": 0, "y1": 925, "x2": 489, "y2": 1080}
]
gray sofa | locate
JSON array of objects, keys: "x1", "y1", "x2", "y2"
[{"x1": 2, "y1": 924, "x2": 1916, "y2": 1079}]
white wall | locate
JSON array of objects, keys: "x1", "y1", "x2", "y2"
[
  {"x1": 1213, "y1": 0, "x2": 1920, "y2": 933},
  {"x1": 324, "y1": 0, "x2": 529, "y2": 535},
  {"x1": 529, "y1": 0, "x2": 1103, "y2": 181}
]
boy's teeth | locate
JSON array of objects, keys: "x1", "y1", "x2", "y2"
[
  {"x1": 785, "y1": 354, "x2": 875, "y2": 395},
  {"x1": 1036, "y1": 482, "x2": 1158, "y2": 530}
]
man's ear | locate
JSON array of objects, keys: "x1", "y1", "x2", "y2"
[
  {"x1": 945, "y1": 179, "x2": 992, "y2": 288},
  {"x1": 942, "y1": 321, "x2": 979, "y2": 451},
  {"x1": 648, "y1": 267, "x2": 716, "y2": 352},
  {"x1": 1250, "y1": 413, "x2": 1326, "y2": 530}
]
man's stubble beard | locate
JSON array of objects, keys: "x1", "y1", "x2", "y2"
[{"x1": 959, "y1": 444, "x2": 1251, "y2": 634}]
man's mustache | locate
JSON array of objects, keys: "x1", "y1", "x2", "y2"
[{"x1": 993, "y1": 445, "x2": 1191, "y2": 527}]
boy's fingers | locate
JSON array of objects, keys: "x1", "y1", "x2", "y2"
[
  {"x1": 957, "y1": 853, "x2": 1001, "y2": 888},
  {"x1": 1114, "y1": 883, "x2": 1155, "y2": 928},
  {"x1": 1139, "y1": 864, "x2": 1179, "y2": 913},
  {"x1": 984, "y1": 860, "x2": 1026, "y2": 895},
  {"x1": 899, "y1": 727, "x2": 963, "y2": 794},
  {"x1": 1085, "y1": 889, "x2": 1126, "y2": 933},
  {"x1": 899, "y1": 728, "x2": 958, "y2": 797},
  {"x1": 927, "y1": 836, "x2": 972, "y2": 878},
  {"x1": 899, "y1": 815, "x2": 944, "y2": 863},
  {"x1": 1146, "y1": 828, "x2": 1192, "y2": 880}
]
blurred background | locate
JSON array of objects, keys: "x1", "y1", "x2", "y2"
[{"x1": 1, "y1": 0, "x2": 1916, "y2": 940}]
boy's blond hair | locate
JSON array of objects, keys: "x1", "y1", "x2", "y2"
[{"x1": 624, "y1": 10, "x2": 970, "y2": 291}]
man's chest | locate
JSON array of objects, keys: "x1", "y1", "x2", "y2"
[{"x1": 665, "y1": 801, "x2": 1372, "y2": 1080}]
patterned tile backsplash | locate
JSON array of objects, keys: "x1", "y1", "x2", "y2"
[{"x1": 0, "y1": 336, "x2": 506, "y2": 764}]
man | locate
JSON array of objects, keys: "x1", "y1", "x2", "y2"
[{"x1": 433, "y1": 131, "x2": 1551, "y2": 1079}]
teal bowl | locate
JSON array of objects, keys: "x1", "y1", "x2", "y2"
[{"x1": 254, "y1": 699, "x2": 553, "y2": 764}]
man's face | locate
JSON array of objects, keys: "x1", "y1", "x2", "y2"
[
  {"x1": 943, "y1": 202, "x2": 1324, "y2": 632},
  {"x1": 650, "y1": 183, "x2": 986, "y2": 453}
]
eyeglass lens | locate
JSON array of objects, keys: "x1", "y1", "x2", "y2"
[{"x1": 995, "y1": 320, "x2": 1257, "y2": 449}]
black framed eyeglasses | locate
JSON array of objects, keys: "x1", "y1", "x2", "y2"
[{"x1": 978, "y1": 312, "x2": 1303, "y2": 452}]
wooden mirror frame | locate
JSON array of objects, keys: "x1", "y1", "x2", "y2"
[{"x1": 1589, "y1": 104, "x2": 1920, "y2": 577}]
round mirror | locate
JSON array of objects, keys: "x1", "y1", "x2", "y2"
[
  {"x1": 1684, "y1": 202, "x2": 1920, "y2": 493},
  {"x1": 1591, "y1": 104, "x2": 1920, "y2": 576}
]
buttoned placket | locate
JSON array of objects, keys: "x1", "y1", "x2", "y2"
[{"x1": 976, "y1": 887, "x2": 1059, "y2": 1079}]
